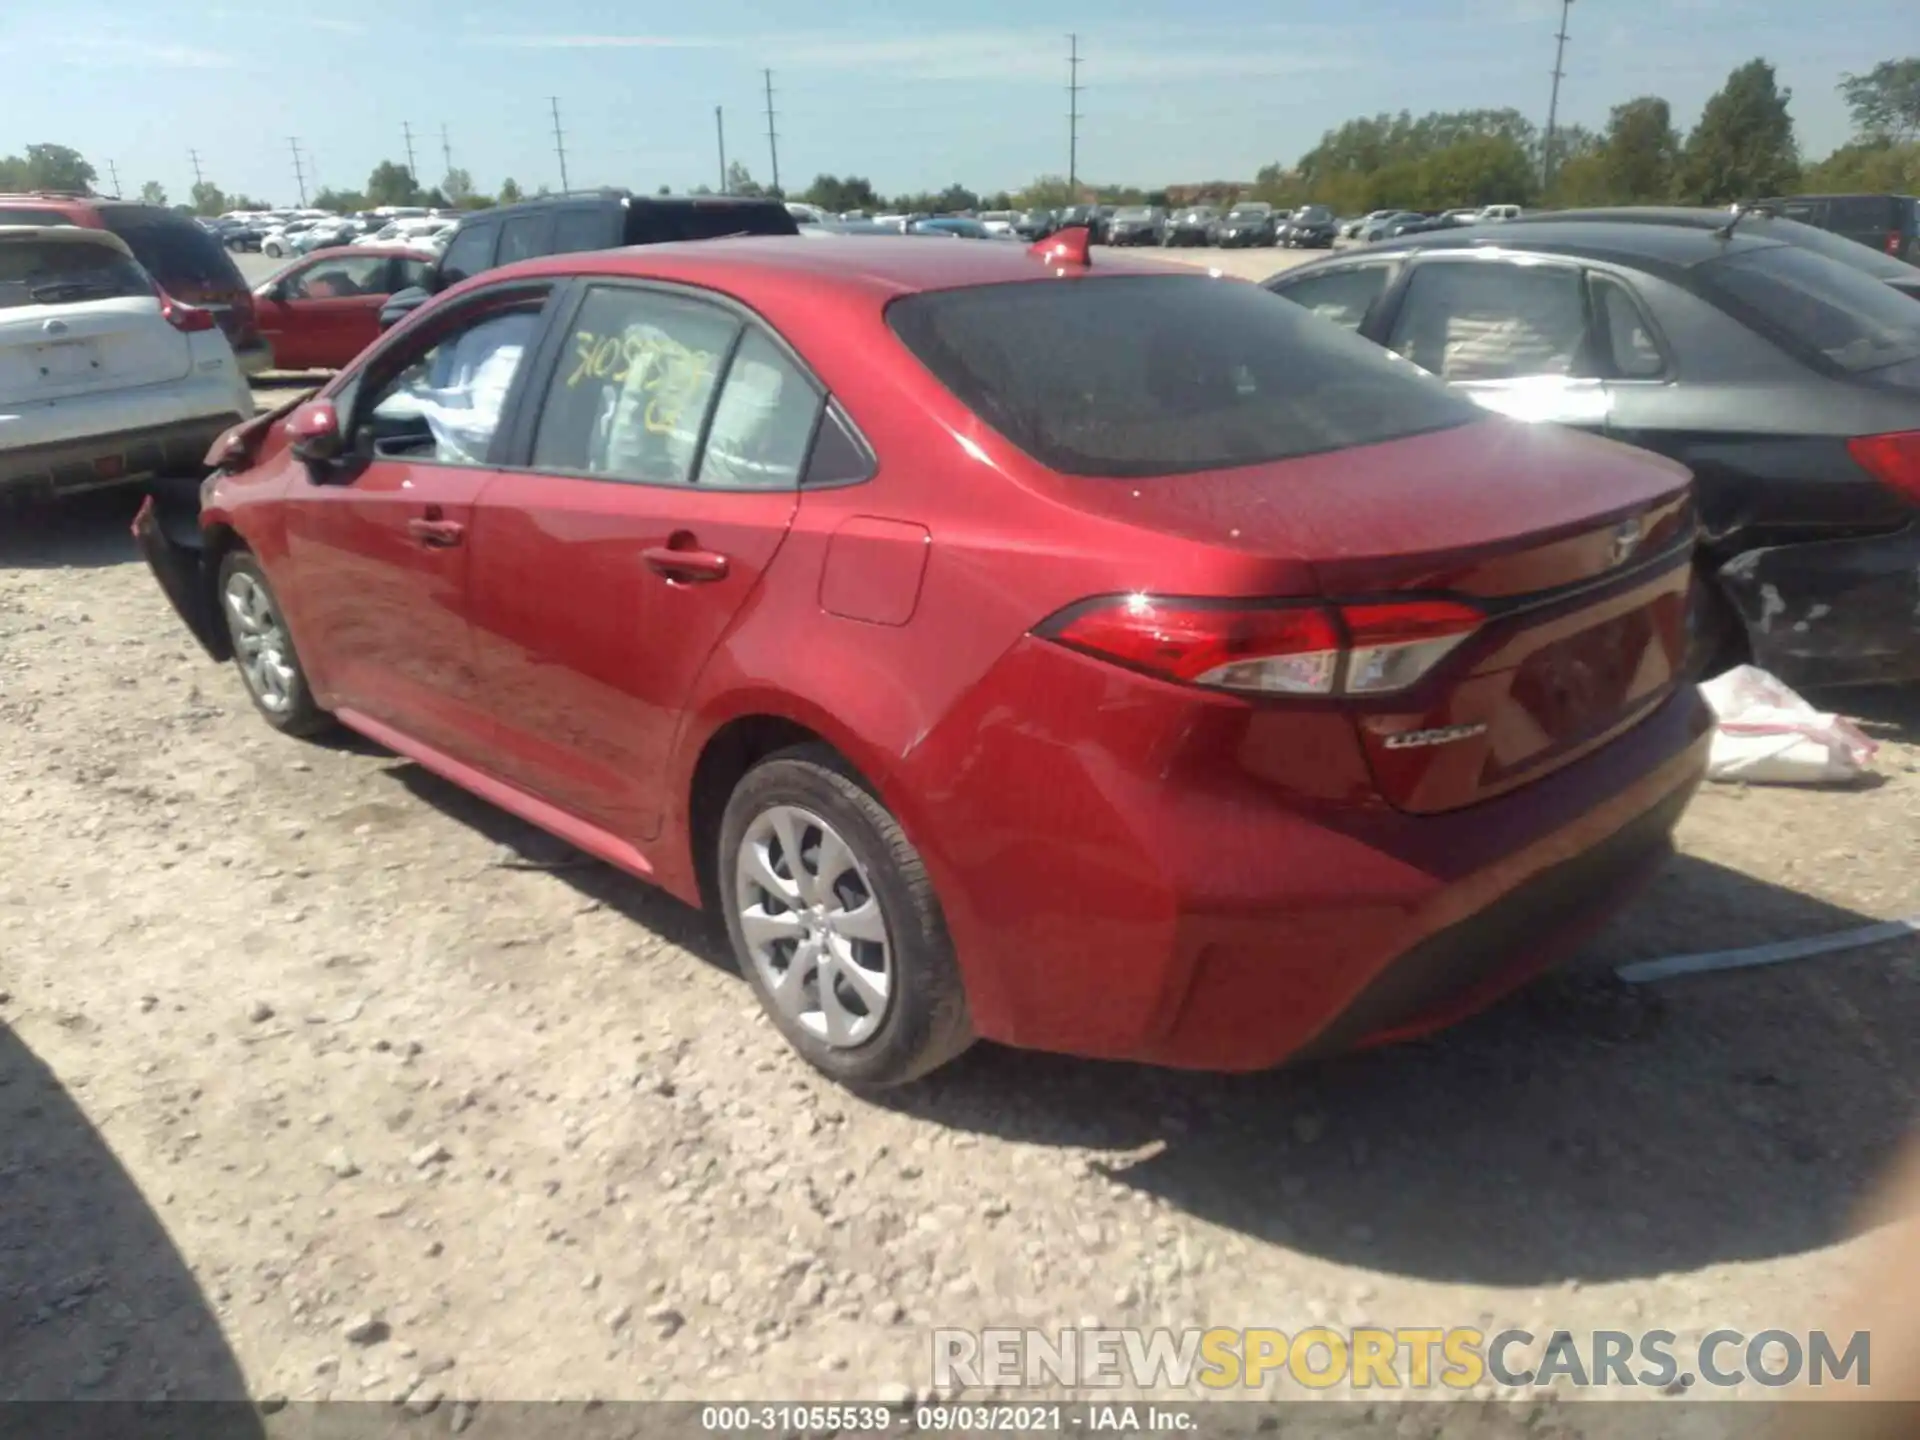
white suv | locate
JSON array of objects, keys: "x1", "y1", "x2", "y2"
[{"x1": 1, "y1": 225, "x2": 251, "y2": 501}]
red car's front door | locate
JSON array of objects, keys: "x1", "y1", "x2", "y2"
[
  {"x1": 255, "y1": 250, "x2": 393, "y2": 370},
  {"x1": 463, "y1": 284, "x2": 820, "y2": 842},
  {"x1": 274, "y1": 293, "x2": 552, "y2": 761},
  {"x1": 279, "y1": 456, "x2": 498, "y2": 758}
]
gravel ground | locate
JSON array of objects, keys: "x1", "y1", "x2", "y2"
[{"x1": 1, "y1": 258, "x2": 1917, "y2": 1422}]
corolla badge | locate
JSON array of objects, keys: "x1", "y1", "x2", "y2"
[
  {"x1": 1609, "y1": 516, "x2": 1644, "y2": 566},
  {"x1": 1378, "y1": 722, "x2": 1489, "y2": 750}
]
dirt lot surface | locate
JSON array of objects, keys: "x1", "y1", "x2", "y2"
[{"x1": 2, "y1": 259, "x2": 1917, "y2": 1424}]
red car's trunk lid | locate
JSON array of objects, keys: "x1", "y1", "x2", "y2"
[{"x1": 1059, "y1": 417, "x2": 1697, "y2": 813}]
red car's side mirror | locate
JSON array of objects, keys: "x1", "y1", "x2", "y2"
[{"x1": 287, "y1": 399, "x2": 343, "y2": 462}]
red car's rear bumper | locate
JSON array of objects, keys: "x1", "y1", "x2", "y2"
[{"x1": 906, "y1": 639, "x2": 1713, "y2": 1071}]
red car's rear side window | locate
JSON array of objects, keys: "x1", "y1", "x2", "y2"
[{"x1": 886, "y1": 274, "x2": 1477, "y2": 479}]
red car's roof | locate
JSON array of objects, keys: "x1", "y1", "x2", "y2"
[{"x1": 502, "y1": 233, "x2": 1189, "y2": 299}]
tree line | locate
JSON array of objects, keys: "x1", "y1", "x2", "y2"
[
  {"x1": 6, "y1": 56, "x2": 1915, "y2": 221},
  {"x1": 789, "y1": 56, "x2": 1918, "y2": 220},
  {"x1": 1246, "y1": 57, "x2": 1912, "y2": 217}
]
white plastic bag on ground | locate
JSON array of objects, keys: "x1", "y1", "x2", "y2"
[{"x1": 1699, "y1": 664, "x2": 1878, "y2": 785}]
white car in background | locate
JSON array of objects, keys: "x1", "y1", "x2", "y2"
[
  {"x1": 354, "y1": 217, "x2": 450, "y2": 249},
  {"x1": 260, "y1": 219, "x2": 325, "y2": 258},
  {"x1": 1, "y1": 226, "x2": 251, "y2": 501}
]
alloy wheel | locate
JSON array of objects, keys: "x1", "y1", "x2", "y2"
[
  {"x1": 735, "y1": 804, "x2": 893, "y2": 1048},
  {"x1": 223, "y1": 571, "x2": 295, "y2": 714}
]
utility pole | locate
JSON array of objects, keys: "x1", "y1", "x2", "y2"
[
  {"x1": 289, "y1": 138, "x2": 308, "y2": 206},
  {"x1": 1067, "y1": 34, "x2": 1083, "y2": 197},
  {"x1": 402, "y1": 121, "x2": 418, "y2": 186},
  {"x1": 1541, "y1": 0, "x2": 1574, "y2": 192},
  {"x1": 550, "y1": 98, "x2": 571, "y2": 191},
  {"x1": 440, "y1": 123, "x2": 454, "y2": 180},
  {"x1": 106, "y1": 160, "x2": 122, "y2": 196},
  {"x1": 716, "y1": 107, "x2": 729, "y2": 194},
  {"x1": 188, "y1": 149, "x2": 205, "y2": 188},
  {"x1": 763, "y1": 69, "x2": 780, "y2": 194}
]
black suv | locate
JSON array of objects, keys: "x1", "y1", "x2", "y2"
[
  {"x1": 1756, "y1": 193, "x2": 1919, "y2": 263},
  {"x1": 378, "y1": 190, "x2": 800, "y2": 329}
]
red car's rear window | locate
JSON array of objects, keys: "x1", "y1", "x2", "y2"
[{"x1": 886, "y1": 274, "x2": 1478, "y2": 478}]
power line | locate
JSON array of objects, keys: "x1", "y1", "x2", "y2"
[
  {"x1": 716, "y1": 106, "x2": 729, "y2": 194},
  {"x1": 760, "y1": 70, "x2": 779, "y2": 191},
  {"x1": 1067, "y1": 34, "x2": 1083, "y2": 196},
  {"x1": 402, "y1": 121, "x2": 418, "y2": 184},
  {"x1": 289, "y1": 138, "x2": 307, "y2": 207},
  {"x1": 1542, "y1": 0, "x2": 1574, "y2": 191},
  {"x1": 550, "y1": 98, "x2": 571, "y2": 191}
]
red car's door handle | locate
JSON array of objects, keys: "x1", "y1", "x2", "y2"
[
  {"x1": 407, "y1": 517, "x2": 466, "y2": 548},
  {"x1": 642, "y1": 543, "x2": 730, "y2": 583}
]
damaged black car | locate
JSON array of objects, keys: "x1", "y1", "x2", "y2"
[{"x1": 1264, "y1": 218, "x2": 1920, "y2": 687}]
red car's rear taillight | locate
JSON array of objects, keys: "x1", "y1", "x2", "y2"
[
  {"x1": 1847, "y1": 430, "x2": 1920, "y2": 507},
  {"x1": 1340, "y1": 598, "x2": 1485, "y2": 695},
  {"x1": 1038, "y1": 595, "x2": 1482, "y2": 697},
  {"x1": 160, "y1": 295, "x2": 218, "y2": 333}
]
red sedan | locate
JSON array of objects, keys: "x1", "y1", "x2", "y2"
[
  {"x1": 251, "y1": 245, "x2": 437, "y2": 371},
  {"x1": 136, "y1": 230, "x2": 1711, "y2": 1088}
]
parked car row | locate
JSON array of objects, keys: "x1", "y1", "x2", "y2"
[
  {"x1": 1340, "y1": 206, "x2": 1524, "y2": 244},
  {"x1": 202, "y1": 206, "x2": 459, "y2": 256}
]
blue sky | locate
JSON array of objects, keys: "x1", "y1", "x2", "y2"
[{"x1": 3, "y1": 0, "x2": 1911, "y2": 205}]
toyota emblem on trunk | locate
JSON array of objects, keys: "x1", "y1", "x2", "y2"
[{"x1": 1609, "y1": 517, "x2": 1644, "y2": 566}]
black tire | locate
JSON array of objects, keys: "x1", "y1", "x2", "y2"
[
  {"x1": 1686, "y1": 563, "x2": 1747, "y2": 682},
  {"x1": 717, "y1": 744, "x2": 973, "y2": 1088},
  {"x1": 215, "y1": 549, "x2": 332, "y2": 737}
]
